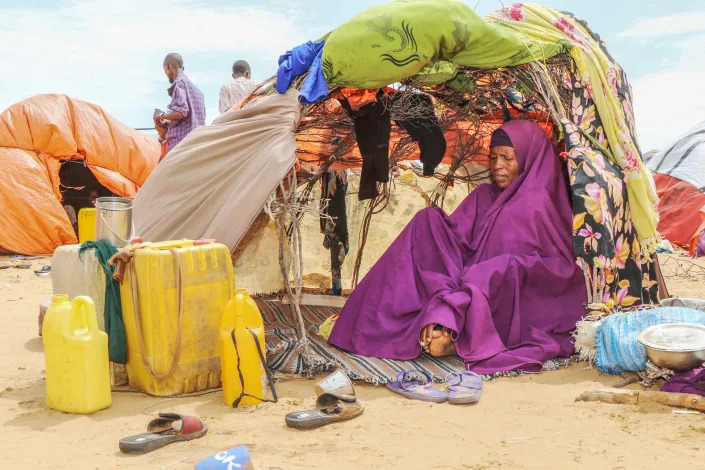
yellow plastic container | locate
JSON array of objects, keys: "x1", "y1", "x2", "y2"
[
  {"x1": 42, "y1": 295, "x2": 112, "y2": 414},
  {"x1": 78, "y1": 208, "x2": 96, "y2": 243},
  {"x1": 221, "y1": 291, "x2": 267, "y2": 406},
  {"x1": 120, "y1": 240, "x2": 234, "y2": 396}
]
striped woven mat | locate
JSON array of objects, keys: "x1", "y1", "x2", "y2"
[{"x1": 256, "y1": 297, "x2": 571, "y2": 384}]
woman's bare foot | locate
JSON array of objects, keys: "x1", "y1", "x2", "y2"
[
  {"x1": 427, "y1": 329, "x2": 456, "y2": 357},
  {"x1": 422, "y1": 329, "x2": 444, "y2": 354}
]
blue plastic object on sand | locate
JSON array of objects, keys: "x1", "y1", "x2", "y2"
[{"x1": 195, "y1": 446, "x2": 253, "y2": 470}]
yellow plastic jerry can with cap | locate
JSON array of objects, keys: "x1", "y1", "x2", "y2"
[
  {"x1": 42, "y1": 295, "x2": 112, "y2": 414},
  {"x1": 221, "y1": 291, "x2": 267, "y2": 406}
]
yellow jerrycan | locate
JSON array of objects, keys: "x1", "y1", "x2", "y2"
[
  {"x1": 220, "y1": 291, "x2": 274, "y2": 407},
  {"x1": 42, "y1": 295, "x2": 112, "y2": 414},
  {"x1": 77, "y1": 208, "x2": 96, "y2": 243}
]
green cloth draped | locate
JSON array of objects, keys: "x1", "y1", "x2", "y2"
[
  {"x1": 79, "y1": 241, "x2": 127, "y2": 364},
  {"x1": 321, "y1": 0, "x2": 564, "y2": 88}
]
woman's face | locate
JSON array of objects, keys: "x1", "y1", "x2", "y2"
[{"x1": 489, "y1": 145, "x2": 519, "y2": 189}]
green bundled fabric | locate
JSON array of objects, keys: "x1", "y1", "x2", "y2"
[
  {"x1": 79, "y1": 241, "x2": 127, "y2": 364},
  {"x1": 321, "y1": 0, "x2": 564, "y2": 88}
]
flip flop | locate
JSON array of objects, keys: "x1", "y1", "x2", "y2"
[
  {"x1": 34, "y1": 265, "x2": 51, "y2": 275},
  {"x1": 385, "y1": 370, "x2": 448, "y2": 403},
  {"x1": 445, "y1": 371, "x2": 483, "y2": 405},
  {"x1": 285, "y1": 393, "x2": 364, "y2": 430},
  {"x1": 313, "y1": 369, "x2": 356, "y2": 402},
  {"x1": 119, "y1": 413, "x2": 208, "y2": 455}
]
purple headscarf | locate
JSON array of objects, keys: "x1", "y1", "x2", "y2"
[{"x1": 329, "y1": 120, "x2": 587, "y2": 374}]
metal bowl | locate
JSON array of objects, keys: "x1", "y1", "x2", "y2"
[
  {"x1": 637, "y1": 323, "x2": 705, "y2": 372},
  {"x1": 659, "y1": 297, "x2": 705, "y2": 311}
]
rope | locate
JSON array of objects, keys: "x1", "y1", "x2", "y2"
[
  {"x1": 230, "y1": 328, "x2": 278, "y2": 408},
  {"x1": 129, "y1": 248, "x2": 185, "y2": 381}
]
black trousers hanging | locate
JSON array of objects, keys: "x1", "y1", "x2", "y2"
[{"x1": 339, "y1": 94, "x2": 391, "y2": 201}]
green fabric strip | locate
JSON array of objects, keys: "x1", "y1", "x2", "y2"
[{"x1": 79, "y1": 241, "x2": 127, "y2": 364}]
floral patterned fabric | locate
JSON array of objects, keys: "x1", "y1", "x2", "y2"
[
  {"x1": 490, "y1": 3, "x2": 660, "y2": 256},
  {"x1": 559, "y1": 15, "x2": 659, "y2": 312}
]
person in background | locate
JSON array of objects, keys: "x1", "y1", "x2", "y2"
[
  {"x1": 60, "y1": 190, "x2": 78, "y2": 235},
  {"x1": 154, "y1": 53, "x2": 206, "y2": 153},
  {"x1": 218, "y1": 60, "x2": 259, "y2": 114},
  {"x1": 88, "y1": 189, "x2": 100, "y2": 207}
]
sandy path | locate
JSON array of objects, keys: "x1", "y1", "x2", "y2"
[{"x1": 1, "y1": 254, "x2": 704, "y2": 469}]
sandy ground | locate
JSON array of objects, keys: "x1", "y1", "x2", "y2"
[{"x1": 1, "y1": 254, "x2": 704, "y2": 469}]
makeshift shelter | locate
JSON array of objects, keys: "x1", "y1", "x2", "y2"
[
  {"x1": 134, "y1": 1, "x2": 662, "y2": 375},
  {"x1": 647, "y1": 121, "x2": 705, "y2": 253},
  {"x1": 0, "y1": 94, "x2": 160, "y2": 255}
]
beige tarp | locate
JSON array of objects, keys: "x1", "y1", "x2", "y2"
[{"x1": 133, "y1": 90, "x2": 300, "y2": 251}]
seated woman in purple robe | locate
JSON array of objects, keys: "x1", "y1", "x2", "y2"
[{"x1": 328, "y1": 120, "x2": 587, "y2": 374}]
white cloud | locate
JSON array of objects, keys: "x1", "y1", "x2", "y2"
[
  {"x1": 619, "y1": 11, "x2": 705, "y2": 38},
  {"x1": 631, "y1": 33, "x2": 705, "y2": 151},
  {"x1": 0, "y1": 0, "x2": 307, "y2": 126}
]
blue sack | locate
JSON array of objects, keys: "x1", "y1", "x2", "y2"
[
  {"x1": 595, "y1": 307, "x2": 705, "y2": 375},
  {"x1": 194, "y1": 446, "x2": 253, "y2": 470}
]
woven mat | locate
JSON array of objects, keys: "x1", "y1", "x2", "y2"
[{"x1": 257, "y1": 297, "x2": 571, "y2": 384}]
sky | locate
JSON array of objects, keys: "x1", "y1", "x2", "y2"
[{"x1": 1, "y1": 0, "x2": 704, "y2": 152}]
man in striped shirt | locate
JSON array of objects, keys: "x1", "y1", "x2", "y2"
[
  {"x1": 154, "y1": 53, "x2": 206, "y2": 153},
  {"x1": 218, "y1": 60, "x2": 259, "y2": 114}
]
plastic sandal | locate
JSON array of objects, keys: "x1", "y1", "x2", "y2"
[
  {"x1": 386, "y1": 370, "x2": 449, "y2": 403},
  {"x1": 34, "y1": 265, "x2": 51, "y2": 276},
  {"x1": 119, "y1": 413, "x2": 209, "y2": 454},
  {"x1": 445, "y1": 371, "x2": 483, "y2": 405},
  {"x1": 285, "y1": 393, "x2": 364, "y2": 430}
]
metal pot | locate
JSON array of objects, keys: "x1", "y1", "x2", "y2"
[
  {"x1": 95, "y1": 197, "x2": 134, "y2": 248},
  {"x1": 637, "y1": 323, "x2": 705, "y2": 372}
]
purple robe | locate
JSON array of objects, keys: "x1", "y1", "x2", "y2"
[
  {"x1": 661, "y1": 368, "x2": 705, "y2": 397},
  {"x1": 328, "y1": 120, "x2": 587, "y2": 374}
]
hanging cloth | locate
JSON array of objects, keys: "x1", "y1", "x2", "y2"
[
  {"x1": 276, "y1": 40, "x2": 329, "y2": 104},
  {"x1": 338, "y1": 91, "x2": 391, "y2": 200},
  {"x1": 393, "y1": 93, "x2": 446, "y2": 176},
  {"x1": 320, "y1": 170, "x2": 349, "y2": 295},
  {"x1": 79, "y1": 241, "x2": 127, "y2": 364}
]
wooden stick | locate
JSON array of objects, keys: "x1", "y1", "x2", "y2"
[
  {"x1": 576, "y1": 388, "x2": 705, "y2": 411},
  {"x1": 576, "y1": 388, "x2": 638, "y2": 405}
]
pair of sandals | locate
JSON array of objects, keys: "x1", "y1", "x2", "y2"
[
  {"x1": 386, "y1": 370, "x2": 482, "y2": 404},
  {"x1": 285, "y1": 370, "x2": 364, "y2": 430}
]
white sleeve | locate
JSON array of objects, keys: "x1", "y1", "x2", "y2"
[{"x1": 219, "y1": 85, "x2": 230, "y2": 114}]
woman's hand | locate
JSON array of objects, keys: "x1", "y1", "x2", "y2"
[{"x1": 420, "y1": 323, "x2": 437, "y2": 348}]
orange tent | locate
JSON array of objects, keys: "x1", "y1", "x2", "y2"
[{"x1": 0, "y1": 94, "x2": 160, "y2": 255}]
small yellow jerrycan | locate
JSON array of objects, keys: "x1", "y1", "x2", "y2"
[
  {"x1": 220, "y1": 290, "x2": 269, "y2": 407},
  {"x1": 42, "y1": 295, "x2": 112, "y2": 414}
]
